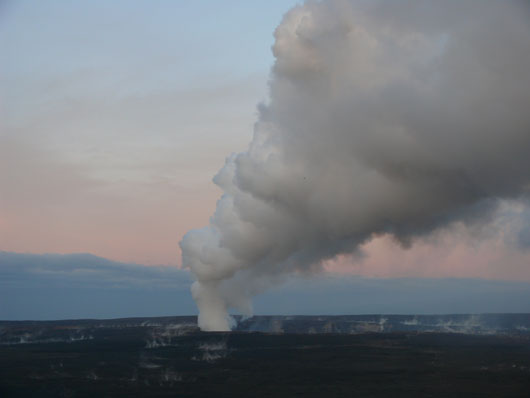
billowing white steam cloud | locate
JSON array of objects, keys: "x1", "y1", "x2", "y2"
[{"x1": 180, "y1": 0, "x2": 530, "y2": 331}]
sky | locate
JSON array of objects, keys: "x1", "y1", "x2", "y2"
[
  {"x1": 1, "y1": 0, "x2": 300, "y2": 265},
  {"x1": 1, "y1": 1, "x2": 530, "y2": 320}
]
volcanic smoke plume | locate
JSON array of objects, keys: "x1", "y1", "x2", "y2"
[{"x1": 180, "y1": 0, "x2": 530, "y2": 331}]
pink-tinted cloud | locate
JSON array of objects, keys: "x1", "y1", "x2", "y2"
[
  {"x1": 324, "y1": 228, "x2": 530, "y2": 282},
  {"x1": 0, "y1": 136, "x2": 219, "y2": 265}
]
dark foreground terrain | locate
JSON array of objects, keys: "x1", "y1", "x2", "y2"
[{"x1": 1, "y1": 315, "x2": 530, "y2": 397}]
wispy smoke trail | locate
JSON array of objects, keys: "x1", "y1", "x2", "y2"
[{"x1": 180, "y1": 0, "x2": 530, "y2": 331}]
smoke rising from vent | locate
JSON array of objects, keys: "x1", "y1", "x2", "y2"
[{"x1": 180, "y1": 0, "x2": 530, "y2": 331}]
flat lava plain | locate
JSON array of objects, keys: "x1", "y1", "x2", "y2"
[{"x1": 1, "y1": 315, "x2": 530, "y2": 397}]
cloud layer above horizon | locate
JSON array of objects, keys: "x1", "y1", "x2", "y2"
[{"x1": 2, "y1": 250, "x2": 530, "y2": 320}]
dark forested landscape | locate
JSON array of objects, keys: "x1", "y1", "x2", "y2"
[{"x1": 1, "y1": 315, "x2": 530, "y2": 397}]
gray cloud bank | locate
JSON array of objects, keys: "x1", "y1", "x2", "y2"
[
  {"x1": 180, "y1": 0, "x2": 530, "y2": 330},
  {"x1": 0, "y1": 251, "x2": 193, "y2": 320},
  {"x1": 2, "y1": 251, "x2": 530, "y2": 320}
]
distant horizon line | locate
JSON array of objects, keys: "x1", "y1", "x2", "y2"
[{"x1": 3, "y1": 312, "x2": 530, "y2": 323}]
